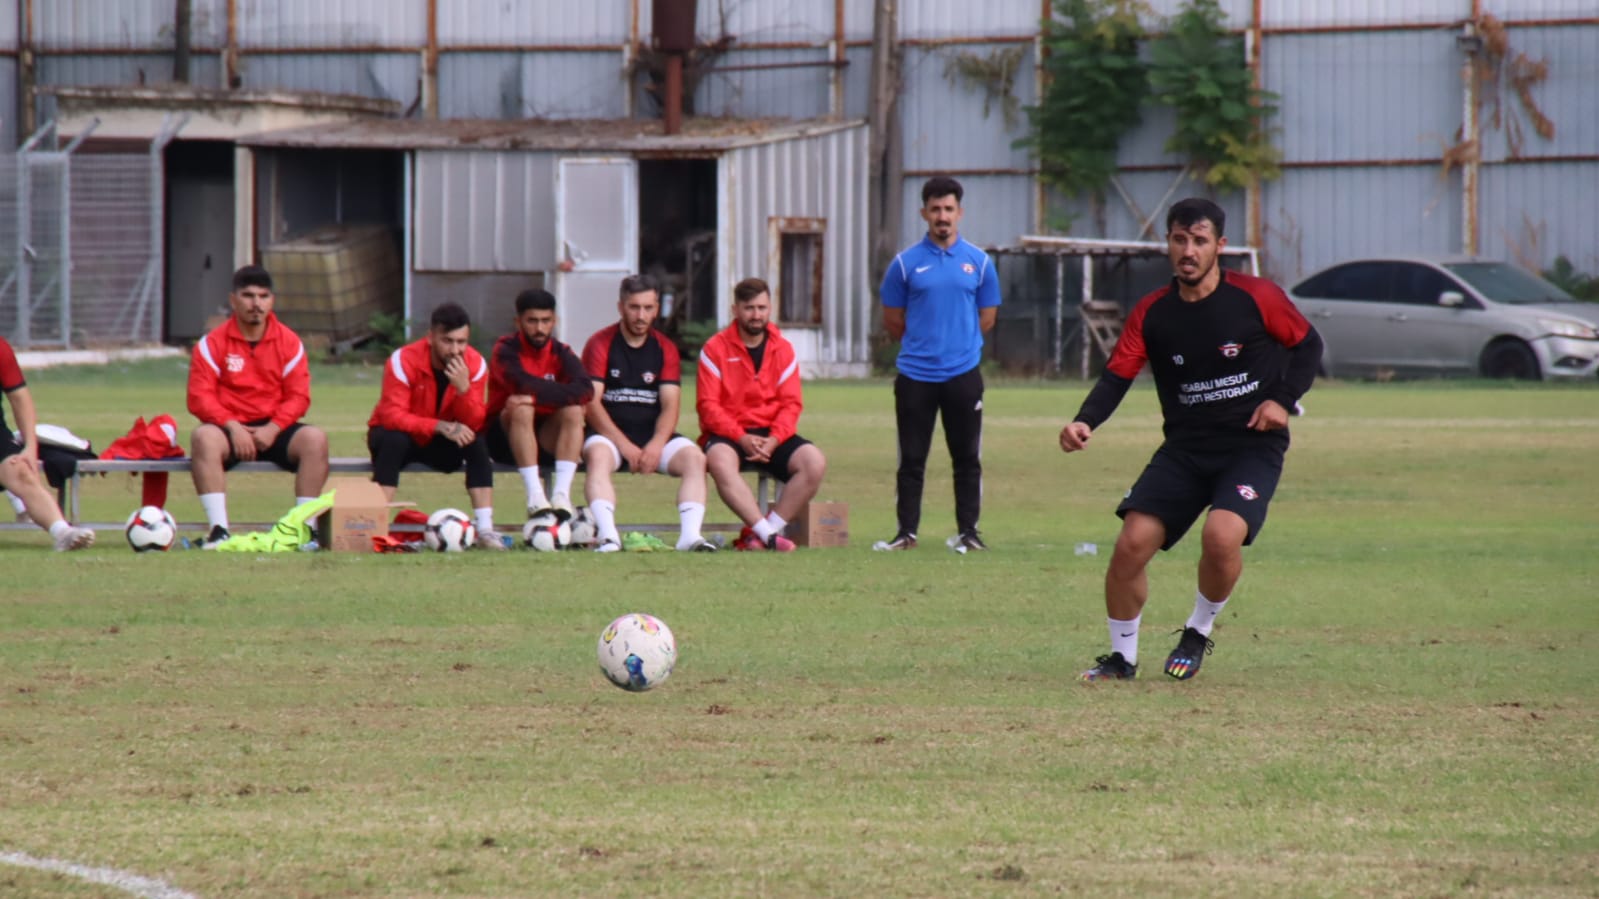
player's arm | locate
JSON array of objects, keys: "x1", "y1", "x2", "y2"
[
  {"x1": 977, "y1": 254, "x2": 1001, "y2": 333},
  {"x1": 767, "y1": 349, "x2": 803, "y2": 445},
  {"x1": 448, "y1": 352, "x2": 490, "y2": 433},
  {"x1": 1063, "y1": 295, "x2": 1150, "y2": 450},
  {"x1": 272, "y1": 337, "x2": 311, "y2": 430},
  {"x1": 880, "y1": 258, "x2": 908, "y2": 340},
  {"x1": 633, "y1": 383, "x2": 682, "y2": 474},
  {"x1": 585, "y1": 381, "x2": 642, "y2": 464},
  {"x1": 695, "y1": 341, "x2": 744, "y2": 443},
  {"x1": 372, "y1": 352, "x2": 440, "y2": 444}
]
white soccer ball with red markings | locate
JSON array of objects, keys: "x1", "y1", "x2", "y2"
[
  {"x1": 124, "y1": 505, "x2": 177, "y2": 552},
  {"x1": 597, "y1": 613, "x2": 677, "y2": 691},
  {"x1": 425, "y1": 508, "x2": 475, "y2": 552},
  {"x1": 523, "y1": 510, "x2": 571, "y2": 552}
]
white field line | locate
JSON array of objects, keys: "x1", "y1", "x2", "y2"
[{"x1": 0, "y1": 850, "x2": 199, "y2": 899}]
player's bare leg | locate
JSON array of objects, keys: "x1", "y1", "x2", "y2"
[
  {"x1": 1164, "y1": 509, "x2": 1247, "y2": 680},
  {"x1": 666, "y1": 442, "x2": 714, "y2": 551},
  {"x1": 772, "y1": 444, "x2": 825, "y2": 523},
  {"x1": 503, "y1": 403, "x2": 550, "y2": 513},
  {"x1": 581, "y1": 438, "x2": 623, "y2": 551},
  {"x1": 705, "y1": 442, "x2": 764, "y2": 532},
  {"x1": 0, "y1": 454, "x2": 94, "y2": 550},
  {"x1": 537, "y1": 405, "x2": 585, "y2": 517},
  {"x1": 189, "y1": 423, "x2": 234, "y2": 546},
  {"x1": 1082, "y1": 511, "x2": 1164, "y2": 681},
  {"x1": 287, "y1": 425, "x2": 329, "y2": 500}
]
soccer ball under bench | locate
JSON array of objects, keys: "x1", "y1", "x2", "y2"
[
  {"x1": 124, "y1": 505, "x2": 177, "y2": 552},
  {"x1": 424, "y1": 508, "x2": 476, "y2": 552}
]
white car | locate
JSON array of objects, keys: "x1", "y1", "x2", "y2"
[{"x1": 1289, "y1": 257, "x2": 1599, "y2": 380}]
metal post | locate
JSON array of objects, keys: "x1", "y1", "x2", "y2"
[
  {"x1": 1053, "y1": 254, "x2": 1064, "y2": 375},
  {"x1": 15, "y1": 151, "x2": 29, "y2": 346},
  {"x1": 54, "y1": 120, "x2": 98, "y2": 349},
  {"x1": 1079, "y1": 255, "x2": 1092, "y2": 379}
]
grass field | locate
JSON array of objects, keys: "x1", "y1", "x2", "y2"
[{"x1": 3, "y1": 359, "x2": 1597, "y2": 898}]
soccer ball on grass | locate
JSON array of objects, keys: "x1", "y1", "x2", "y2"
[
  {"x1": 124, "y1": 505, "x2": 177, "y2": 552},
  {"x1": 523, "y1": 511, "x2": 571, "y2": 551},
  {"x1": 597, "y1": 613, "x2": 677, "y2": 691},
  {"x1": 424, "y1": 508, "x2": 476, "y2": 552}
]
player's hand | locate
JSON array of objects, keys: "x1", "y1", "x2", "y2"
[
  {"x1": 1247, "y1": 400, "x2": 1290, "y2": 432},
  {"x1": 618, "y1": 440, "x2": 644, "y2": 473},
  {"x1": 443, "y1": 355, "x2": 471, "y2": 394},
  {"x1": 1059, "y1": 421, "x2": 1092, "y2": 453},
  {"x1": 738, "y1": 433, "x2": 770, "y2": 462},
  {"x1": 225, "y1": 421, "x2": 257, "y2": 461},
  {"x1": 251, "y1": 422, "x2": 281, "y2": 452},
  {"x1": 437, "y1": 420, "x2": 474, "y2": 446},
  {"x1": 636, "y1": 440, "x2": 664, "y2": 475}
]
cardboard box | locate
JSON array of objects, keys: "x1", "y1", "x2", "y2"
[
  {"x1": 789, "y1": 501, "x2": 849, "y2": 548},
  {"x1": 318, "y1": 477, "x2": 399, "y2": 553}
]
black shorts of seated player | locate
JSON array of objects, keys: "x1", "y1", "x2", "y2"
[
  {"x1": 367, "y1": 425, "x2": 495, "y2": 489},
  {"x1": 221, "y1": 420, "x2": 307, "y2": 471},
  {"x1": 701, "y1": 427, "x2": 813, "y2": 482}
]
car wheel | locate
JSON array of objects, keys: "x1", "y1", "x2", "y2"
[{"x1": 1480, "y1": 340, "x2": 1541, "y2": 380}]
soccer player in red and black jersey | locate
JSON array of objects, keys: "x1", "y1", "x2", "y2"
[
  {"x1": 1060, "y1": 198, "x2": 1323, "y2": 682},
  {"x1": 0, "y1": 337, "x2": 95, "y2": 550},
  {"x1": 579, "y1": 274, "x2": 715, "y2": 552},
  {"x1": 485, "y1": 288, "x2": 592, "y2": 521}
]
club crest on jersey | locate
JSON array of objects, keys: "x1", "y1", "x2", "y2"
[
  {"x1": 609, "y1": 369, "x2": 620, "y2": 378},
  {"x1": 962, "y1": 262, "x2": 976, "y2": 274},
  {"x1": 226, "y1": 353, "x2": 246, "y2": 373},
  {"x1": 1237, "y1": 484, "x2": 1258, "y2": 501},
  {"x1": 642, "y1": 372, "x2": 655, "y2": 384},
  {"x1": 1220, "y1": 342, "x2": 1242, "y2": 358}
]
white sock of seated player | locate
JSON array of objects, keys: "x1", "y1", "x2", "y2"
[
  {"x1": 551, "y1": 461, "x2": 577, "y2": 500},
  {"x1": 473, "y1": 508, "x2": 494, "y2": 534},
  {"x1": 1109, "y1": 614, "x2": 1141, "y2": 665},
  {"x1": 519, "y1": 466, "x2": 547, "y2": 509},
  {"x1": 764, "y1": 511, "x2": 787, "y2": 536},
  {"x1": 590, "y1": 499, "x2": 620, "y2": 544},
  {"x1": 1186, "y1": 590, "x2": 1228, "y2": 636},
  {"x1": 199, "y1": 493, "x2": 229, "y2": 530},
  {"x1": 48, "y1": 519, "x2": 71, "y2": 539},
  {"x1": 676, "y1": 501, "x2": 706, "y2": 549},
  {"x1": 751, "y1": 519, "x2": 776, "y2": 542},
  {"x1": 7, "y1": 491, "x2": 25, "y2": 515}
]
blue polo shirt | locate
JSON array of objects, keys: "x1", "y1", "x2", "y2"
[{"x1": 880, "y1": 234, "x2": 1002, "y2": 382}]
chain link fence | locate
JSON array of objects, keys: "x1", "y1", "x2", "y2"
[{"x1": 0, "y1": 139, "x2": 161, "y2": 349}]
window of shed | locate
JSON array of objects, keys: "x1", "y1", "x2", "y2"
[{"x1": 772, "y1": 218, "x2": 825, "y2": 326}]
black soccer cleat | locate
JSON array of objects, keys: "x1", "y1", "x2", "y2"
[
  {"x1": 1164, "y1": 627, "x2": 1215, "y2": 680},
  {"x1": 198, "y1": 525, "x2": 232, "y2": 550},
  {"x1": 1080, "y1": 652, "x2": 1138, "y2": 682}
]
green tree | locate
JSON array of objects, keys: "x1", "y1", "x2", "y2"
[
  {"x1": 1019, "y1": 0, "x2": 1151, "y2": 202},
  {"x1": 1147, "y1": 0, "x2": 1280, "y2": 191}
]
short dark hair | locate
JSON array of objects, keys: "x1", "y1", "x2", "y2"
[
  {"x1": 620, "y1": 273, "x2": 659, "y2": 298},
  {"x1": 430, "y1": 302, "x2": 470, "y2": 332},
  {"x1": 921, "y1": 175, "x2": 963, "y2": 206},
  {"x1": 1166, "y1": 197, "x2": 1226, "y2": 238},
  {"x1": 231, "y1": 264, "x2": 273, "y2": 292},
  {"x1": 733, "y1": 277, "x2": 770, "y2": 304},
  {"x1": 514, "y1": 288, "x2": 557, "y2": 315}
]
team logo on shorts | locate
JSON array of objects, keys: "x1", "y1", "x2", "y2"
[
  {"x1": 1236, "y1": 484, "x2": 1258, "y2": 500},
  {"x1": 642, "y1": 372, "x2": 655, "y2": 384},
  {"x1": 1220, "y1": 342, "x2": 1242, "y2": 358},
  {"x1": 962, "y1": 262, "x2": 976, "y2": 274}
]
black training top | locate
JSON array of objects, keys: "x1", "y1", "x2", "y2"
[
  {"x1": 581, "y1": 323, "x2": 682, "y2": 446},
  {"x1": 1074, "y1": 269, "x2": 1324, "y2": 450}
]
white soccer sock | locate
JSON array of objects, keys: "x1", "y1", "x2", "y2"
[
  {"x1": 590, "y1": 499, "x2": 620, "y2": 544},
  {"x1": 6, "y1": 491, "x2": 25, "y2": 515},
  {"x1": 296, "y1": 496, "x2": 316, "y2": 508},
  {"x1": 764, "y1": 511, "x2": 787, "y2": 534},
  {"x1": 751, "y1": 519, "x2": 776, "y2": 542},
  {"x1": 1109, "y1": 614, "x2": 1141, "y2": 665},
  {"x1": 199, "y1": 493, "x2": 229, "y2": 530},
  {"x1": 1187, "y1": 590, "x2": 1229, "y2": 636},
  {"x1": 473, "y1": 508, "x2": 494, "y2": 533},
  {"x1": 551, "y1": 460, "x2": 578, "y2": 500},
  {"x1": 48, "y1": 519, "x2": 71, "y2": 539},
  {"x1": 676, "y1": 501, "x2": 705, "y2": 548},
  {"x1": 519, "y1": 466, "x2": 547, "y2": 508}
]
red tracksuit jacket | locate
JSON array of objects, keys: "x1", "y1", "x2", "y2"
[
  {"x1": 695, "y1": 322, "x2": 803, "y2": 444},
  {"x1": 486, "y1": 331, "x2": 592, "y2": 419},
  {"x1": 187, "y1": 313, "x2": 310, "y2": 430},
  {"x1": 367, "y1": 338, "x2": 489, "y2": 445}
]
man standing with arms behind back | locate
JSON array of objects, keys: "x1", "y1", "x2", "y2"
[
  {"x1": 875, "y1": 175, "x2": 1001, "y2": 554},
  {"x1": 187, "y1": 264, "x2": 330, "y2": 549},
  {"x1": 1061, "y1": 198, "x2": 1323, "y2": 683}
]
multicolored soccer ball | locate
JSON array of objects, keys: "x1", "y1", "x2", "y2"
[
  {"x1": 523, "y1": 510, "x2": 571, "y2": 552},
  {"x1": 597, "y1": 613, "x2": 676, "y2": 691},
  {"x1": 124, "y1": 505, "x2": 177, "y2": 552},
  {"x1": 424, "y1": 508, "x2": 475, "y2": 552}
]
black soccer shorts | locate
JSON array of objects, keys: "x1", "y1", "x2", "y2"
[{"x1": 1116, "y1": 441, "x2": 1286, "y2": 550}]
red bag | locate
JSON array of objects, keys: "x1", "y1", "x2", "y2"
[
  {"x1": 100, "y1": 414, "x2": 186, "y2": 507},
  {"x1": 391, "y1": 508, "x2": 429, "y2": 543}
]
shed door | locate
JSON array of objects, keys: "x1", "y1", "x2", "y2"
[{"x1": 555, "y1": 157, "x2": 637, "y2": 346}]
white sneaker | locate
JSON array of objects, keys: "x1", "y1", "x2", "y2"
[
  {"x1": 594, "y1": 538, "x2": 622, "y2": 553},
  {"x1": 549, "y1": 493, "x2": 575, "y2": 523},
  {"x1": 53, "y1": 526, "x2": 96, "y2": 552},
  {"x1": 475, "y1": 528, "x2": 508, "y2": 551}
]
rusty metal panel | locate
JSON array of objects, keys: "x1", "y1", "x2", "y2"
[
  {"x1": 519, "y1": 51, "x2": 628, "y2": 118},
  {"x1": 1475, "y1": 23, "x2": 1599, "y2": 163},
  {"x1": 440, "y1": 0, "x2": 630, "y2": 45},
  {"x1": 1266, "y1": 30, "x2": 1459, "y2": 164},
  {"x1": 1257, "y1": 0, "x2": 1458, "y2": 29},
  {"x1": 727, "y1": 124, "x2": 871, "y2": 366},
  {"x1": 697, "y1": 48, "x2": 833, "y2": 119},
  {"x1": 0, "y1": 0, "x2": 18, "y2": 49},
  {"x1": 900, "y1": 43, "x2": 1036, "y2": 172},
  {"x1": 1044, "y1": 172, "x2": 1232, "y2": 244},
  {"x1": 1479, "y1": 162, "x2": 1599, "y2": 272},
  {"x1": 0, "y1": 60, "x2": 14, "y2": 148},
  {"x1": 238, "y1": 53, "x2": 419, "y2": 106},
  {"x1": 414, "y1": 150, "x2": 556, "y2": 273},
  {"x1": 1259, "y1": 166, "x2": 1460, "y2": 284},
  {"x1": 900, "y1": 0, "x2": 1041, "y2": 39},
  {"x1": 1141, "y1": 0, "x2": 1254, "y2": 24},
  {"x1": 437, "y1": 53, "x2": 523, "y2": 119},
  {"x1": 238, "y1": 0, "x2": 426, "y2": 48}
]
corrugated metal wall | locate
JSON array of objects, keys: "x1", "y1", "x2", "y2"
[
  {"x1": 414, "y1": 150, "x2": 556, "y2": 273},
  {"x1": 728, "y1": 125, "x2": 870, "y2": 367},
  {"x1": 8, "y1": 1, "x2": 1597, "y2": 285}
]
